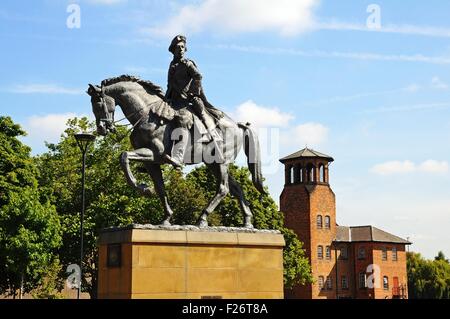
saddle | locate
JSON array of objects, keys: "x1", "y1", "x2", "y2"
[{"x1": 147, "y1": 99, "x2": 222, "y2": 143}]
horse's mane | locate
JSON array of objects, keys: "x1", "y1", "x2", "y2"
[
  {"x1": 100, "y1": 75, "x2": 183, "y2": 123},
  {"x1": 101, "y1": 74, "x2": 166, "y2": 100}
]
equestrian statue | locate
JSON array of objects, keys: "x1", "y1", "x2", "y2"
[{"x1": 87, "y1": 35, "x2": 265, "y2": 228}]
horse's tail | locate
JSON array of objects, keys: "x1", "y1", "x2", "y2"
[{"x1": 238, "y1": 122, "x2": 266, "y2": 195}]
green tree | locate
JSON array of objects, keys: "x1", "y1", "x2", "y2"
[
  {"x1": 0, "y1": 116, "x2": 62, "y2": 298},
  {"x1": 407, "y1": 251, "x2": 450, "y2": 299}
]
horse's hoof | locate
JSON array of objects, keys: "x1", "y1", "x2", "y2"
[
  {"x1": 160, "y1": 220, "x2": 171, "y2": 227},
  {"x1": 198, "y1": 219, "x2": 208, "y2": 228},
  {"x1": 138, "y1": 184, "x2": 152, "y2": 196}
]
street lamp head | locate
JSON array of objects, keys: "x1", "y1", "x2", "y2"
[{"x1": 74, "y1": 133, "x2": 96, "y2": 154}]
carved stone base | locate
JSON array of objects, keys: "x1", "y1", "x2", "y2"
[{"x1": 97, "y1": 225, "x2": 285, "y2": 299}]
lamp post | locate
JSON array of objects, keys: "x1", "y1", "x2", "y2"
[{"x1": 74, "y1": 133, "x2": 96, "y2": 299}]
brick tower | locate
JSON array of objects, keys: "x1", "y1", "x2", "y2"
[{"x1": 280, "y1": 148, "x2": 337, "y2": 299}]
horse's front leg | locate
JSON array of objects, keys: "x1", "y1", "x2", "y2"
[{"x1": 120, "y1": 148, "x2": 154, "y2": 196}]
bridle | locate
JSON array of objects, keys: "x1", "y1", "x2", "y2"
[{"x1": 96, "y1": 85, "x2": 147, "y2": 143}]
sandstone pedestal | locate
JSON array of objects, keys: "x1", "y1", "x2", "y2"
[{"x1": 97, "y1": 225, "x2": 285, "y2": 299}]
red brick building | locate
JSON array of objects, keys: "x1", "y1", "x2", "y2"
[{"x1": 280, "y1": 148, "x2": 410, "y2": 299}]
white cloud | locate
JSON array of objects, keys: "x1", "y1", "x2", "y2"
[
  {"x1": 8, "y1": 84, "x2": 83, "y2": 95},
  {"x1": 419, "y1": 160, "x2": 449, "y2": 173},
  {"x1": 280, "y1": 122, "x2": 329, "y2": 148},
  {"x1": 371, "y1": 160, "x2": 449, "y2": 175},
  {"x1": 146, "y1": 0, "x2": 319, "y2": 37},
  {"x1": 233, "y1": 100, "x2": 294, "y2": 129},
  {"x1": 24, "y1": 113, "x2": 86, "y2": 145},
  {"x1": 371, "y1": 161, "x2": 416, "y2": 175},
  {"x1": 431, "y1": 76, "x2": 448, "y2": 90}
]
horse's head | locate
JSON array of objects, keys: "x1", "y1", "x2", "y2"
[{"x1": 87, "y1": 84, "x2": 116, "y2": 136}]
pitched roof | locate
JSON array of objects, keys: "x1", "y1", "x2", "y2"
[
  {"x1": 335, "y1": 226, "x2": 411, "y2": 244},
  {"x1": 279, "y1": 147, "x2": 334, "y2": 163}
]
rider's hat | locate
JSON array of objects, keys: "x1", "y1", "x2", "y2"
[{"x1": 168, "y1": 35, "x2": 187, "y2": 54}]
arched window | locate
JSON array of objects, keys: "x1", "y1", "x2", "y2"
[
  {"x1": 392, "y1": 247, "x2": 398, "y2": 261},
  {"x1": 290, "y1": 166, "x2": 295, "y2": 184},
  {"x1": 319, "y1": 164, "x2": 325, "y2": 183},
  {"x1": 298, "y1": 166, "x2": 303, "y2": 183},
  {"x1": 317, "y1": 215, "x2": 323, "y2": 229},
  {"x1": 326, "y1": 276, "x2": 333, "y2": 290},
  {"x1": 383, "y1": 276, "x2": 389, "y2": 290},
  {"x1": 307, "y1": 163, "x2": 315, "y2": 182},
  {"x1": 325, "y1": 216, "x2": 331, "y2": 229},
  {"x1": 317, "y1": 246, "x2": 323, "y2": 259},
  {"x1": 359, "y1": 273, "x2": 367, "y2": 288},
  {"x1": 382, "y1": 247, "x2": 388, "y2": 261},
  {"x1": 285, "y1": 165, "x2": 292, "y2": 185},
  {"x1": 341, "y1": 276, "x2": 348, "y2": 290},
  {"x1": 326, "y1": 246, "x2": 331, "y2": 260},
  {"x1": 318, "y1": 276, "x2": 325, "y2": 290}
]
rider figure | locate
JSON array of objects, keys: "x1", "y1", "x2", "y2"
[{"x1": 165, "y1": 35, "x2": 221, "y2": 169}]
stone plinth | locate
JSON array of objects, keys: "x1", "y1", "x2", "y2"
[{"x1": 97, "y1": 225, "x2": 285, "y2": 299}]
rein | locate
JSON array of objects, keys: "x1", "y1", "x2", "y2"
[{"x1": 111, "y1": 112, "x2": 146, "y2": 144}]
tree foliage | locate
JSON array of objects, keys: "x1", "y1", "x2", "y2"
[
  {"x1": 407, "y1": 251, "x2": 450, "y2": 299},
  {"x1": 0, "y1": 116, "x2": 62, "y2": 297}
]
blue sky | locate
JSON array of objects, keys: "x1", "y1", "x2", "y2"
[{"x1": 1, "y1": 0, "x2": 450, "y2": 259}]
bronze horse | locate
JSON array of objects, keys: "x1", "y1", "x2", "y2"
[{"x1": 87, "y1": 75, "x2": 264, "y2": 228}]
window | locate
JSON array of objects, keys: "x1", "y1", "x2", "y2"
[
  {"x1": 318, "y1": 276, "x2": 325, "y2": 290},
  {"x1": 319, "y1": 165, "x2": 325, "y2": 183},
  {"x1": 290, "y1": 166, "x2": 295, "y2": 184},
  {"x1": 340, "y1": 247, "x2": 348, "y2": 260},
  {"x1": 326, "y1": 276, "x2": 333, "y2": 290},
  {"x1": 293, "y1": 165, "x2": 303, "y2": 184},
  {"x1": 325, "y1": 216, "x2": 331, "y2": 229},
  {"x1": 317, "y1": 215, "x2": 323, "y2": 229},
  {"x1": 358, "y1": 247, "x2": 366, "y2": 259},
  {"x1": 326, "y1": 246, "x2": 331, "y2": 260},
  {"x1": 392, "y1": 247, "x2": 398, "y2": 261},
  {"x1": 317, "y1": 246, "x2": 323, "y2": 259},
  {"x1": 307, "y1": 164, "x2": 315, "y2": 182},
  {"x1": 359, "y1": 272, "x2": 367, "y2": 289},
  {"x1": 382, "y1": 247, "x2": 387, "y2": 261},
  {"x1": 383, "y1": 276, "x2": 389, "y2": 290},
  {"x1": 341, "y1": 276, "x2": 348, "y2": 290}
]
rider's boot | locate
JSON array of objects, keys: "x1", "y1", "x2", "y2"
[{"x1": 170, "y1": 127, "x2": 189, "y2": 170}]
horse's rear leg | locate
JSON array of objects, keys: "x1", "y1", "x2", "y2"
[
  {"x1": 143, "y1": 163, "x2": 174, "y2": 226},
  {"x1": 198, "y1": 164, "x2": 229, "y2": 227},
  {"x1": 229, "y1": 176, "x2": 254, "y2": 228}
]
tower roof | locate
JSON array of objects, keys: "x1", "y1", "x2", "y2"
[{"x1": 279, "y1": 147, "x2": 334, "y2": 163}]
